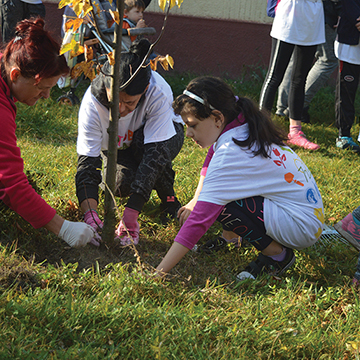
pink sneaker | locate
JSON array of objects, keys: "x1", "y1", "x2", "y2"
[
  {"x1": 334, "y1": 213, "x2": 360, "y2": 251},
  {"x1": 115, "y1": 220, "x2": 140, "y2": 246},
  {"x1": 287, "y1": 131, "x2": 320, "y2": 151}
]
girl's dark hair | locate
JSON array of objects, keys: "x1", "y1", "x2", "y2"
[
  {"x1": 1, "y1": 18, "x2": 69, "y2": 82},
  {"x1": 173, "y1": 76, "x2": 287, "y2": 158},
  {"x1": 92, "y1": 38, "x2": 152, "y2": 106}
]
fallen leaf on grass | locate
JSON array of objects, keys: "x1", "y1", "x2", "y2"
[{"x1": 346, "y1": 341, "x2": 360, "y2": 352}]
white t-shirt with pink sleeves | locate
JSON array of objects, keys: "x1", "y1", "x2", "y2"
[{"x1": 174, "y1": 121, "x2": 324, "y2": 250}]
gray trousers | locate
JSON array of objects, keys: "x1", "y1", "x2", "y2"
[
  {"x1": 0, "y1": 0, "x2": 45, "y2": 43},
  {"x1": 276, "y1": 24, "x2": 338, "y2": 113}
]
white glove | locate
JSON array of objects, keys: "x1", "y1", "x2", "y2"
[{"x1": 58, "y1": 220, "x2": 99, "y2": 248}]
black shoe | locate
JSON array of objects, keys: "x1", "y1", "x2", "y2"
[{"x1": 237, "y1": 247, "x2": 296, "y2": 280}]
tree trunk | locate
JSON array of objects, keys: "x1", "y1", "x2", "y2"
[{"x1": 102, "y1": 0, "x2": 124, "y2": 244}]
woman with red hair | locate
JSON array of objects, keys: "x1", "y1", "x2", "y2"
[{"x1": 0, "y1": 18, "x2": 98, "y2": 248}]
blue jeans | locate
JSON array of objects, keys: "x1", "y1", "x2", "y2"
[{"x1": 276, "y1": 24, "x2": 338, "y2": 114}]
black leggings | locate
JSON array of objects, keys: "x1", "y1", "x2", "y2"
[
  {"x1": 216, "y1": 196, "x2": 274, "y2": 251},
  {"x1": 259, "y1": 38, "x2": 317, "y2": 120},
  {"x1": 335, "y1": 60, "x2": 360, "y2": 137}
]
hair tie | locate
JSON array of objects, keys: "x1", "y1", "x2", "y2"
[
  {"x1": 183, "y1": 89, "x2": 215, "y2": 110},
  {"x1": 13, "y1": 36, "x2": 22, "y2": 43}
]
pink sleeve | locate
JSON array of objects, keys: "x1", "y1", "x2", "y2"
[
  {"x1": 0, "y1": 96, "x2": 56, "y2": 229},
  {"x1": 174, "y1": 201, "x2": 224, "y2": 249},
  {"x1": 200, "y1": 145, "x2": 214, "y2": 176}
]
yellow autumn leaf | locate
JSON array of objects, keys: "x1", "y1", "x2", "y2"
[
  {"x1": 165, "y1": 54, "x2": 174, "y2": 68},
  {"x1": 107, "y1": 52, "x2": 115, "y2": 65},
  {"x1": 346, "y1": 341, "x2": 360, "y2": 351},
  {"x1": 71, "y1": 41, "x2": 84, "y2": 58},
  {"x1": 84, "y1": 66, "x2": 96, "y2": 81},
  {"x1": 60, "y1": 38, "x2": 76, "y2": 55},
  {"x1": 72, "y1": 0, "x2": 91, "y2": 17},
  {"x1": 160, "y1": 59, "x2": 169, "y2": 71},
  {"x1": 149, "y1": 55, "x2": 174, "y2": 71},
  {"x1": 160, "y1": 55, "x2": 175, "y2": 71},
  {"x1": 84, "y1": 44, "x2": 93, "y2": 61},
  {"x1": 58, "y1": 0, "x2": 73, "y2": 10},
  {"x1": 158, "y1": 0, "x2": 183, "y2": 11},
  {"x1": 158, "y1": 0, "x2": 166, "y2": 11},
  {"x1": 82, "y1": 2, "x2": 93, "y2": 17},
  {"x1": 150, "y1": 59, "x2": 157, "y2": 71},
  {"x1": 73, "y1": 2, "x2": 84, "y2": 17},
  {"x1": 65, "y1": 18, "x2": 83, "y2": 33},
  {"x1": 71, "y1": 60, "x2": 96, "y2": 80},
  {"x1": 71, "y1": 62, "x2": 84, "y2": 79},
  {"x1": 109, "y1": 9, "x2": 120, "y2": 24}
]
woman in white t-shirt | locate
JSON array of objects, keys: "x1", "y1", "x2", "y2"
[
  {"x1": 76, "y1": 39, "x2": 184, "y2": 245},
  {"x1": 260, "y1": 0, "x2": 325, "y2": 151},
  {"x1": 154, "y1": 76, "x2": 324, "y2": 281}
]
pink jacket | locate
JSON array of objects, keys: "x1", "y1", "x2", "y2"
[{"x1": 0, "y1": 74, "x2": 56, "y2": 228}]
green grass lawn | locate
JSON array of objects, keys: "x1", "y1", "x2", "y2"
[{"x1": 2, "y1": 69, "x2": 360, "y2": 359}]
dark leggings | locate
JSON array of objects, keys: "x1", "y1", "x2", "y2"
[
  {"x1": 216, "y1": 196, "x2": 274, "y2": 251},
  {"x1": 259, "y1": 38, "x2": 317, "y2": 120},
  {"x1": 335, "y1": 60, "x2": 360, "y2": 137}
]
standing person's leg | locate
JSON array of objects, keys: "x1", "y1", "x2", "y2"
[
  {"x1": 304, "y1": 25, "x2": 338, "y2": 106},
  {"x1": 259, "y1": 38, "x2": 294, "y2": 113},
  {"x1": 287, "y1": 44, "x2": 319, "y2": 150},
  {"x1": 335, "y1": 60, "x2": 360, "y2": 152},
  {"x1": 302, "y1": 24, "x2": 338, "y2": 121},
  {"x1": 26, "y1": 2, "x2": 46, "y2": 19},
  {"x1": 0, "y1": 0, "x2": 24, "y2": 43},
  {"x1": 276, "y1": 54, "x2": 294, "y2": 117}
]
